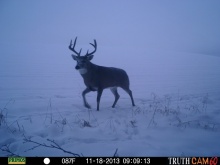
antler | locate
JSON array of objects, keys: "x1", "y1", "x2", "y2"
[
  {"x1": 69, "y1": 37, "x2": 97, "y2": 57},
  {"x1": 85, "y1": 39, "x2": 97, "y2": 57},
  {"x1": 69, "y1": 37, "x2": 82, "y2": 56}
]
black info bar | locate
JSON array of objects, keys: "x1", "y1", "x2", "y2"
[{"x1": 0, "y1": 157, "x2": 219, "y2": 165}]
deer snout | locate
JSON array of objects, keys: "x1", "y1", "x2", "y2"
[{"x1": 75, "y1": 65, "x2": 80, "y2": 70}]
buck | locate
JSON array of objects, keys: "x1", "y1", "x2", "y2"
[{"x1": 69, "y1": 37, "x2": 135, "y2": 111}]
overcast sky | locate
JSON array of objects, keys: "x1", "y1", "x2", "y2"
[{"x1": 0, "y1": 0, "x2": 220, "y2": 56}]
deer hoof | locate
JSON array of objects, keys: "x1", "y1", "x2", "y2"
[{"x1": 84, "y1": 104, "x2": 91, "y2": 109}]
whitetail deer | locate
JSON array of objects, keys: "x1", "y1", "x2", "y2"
[{"x1": 69, "y1": 37, "x2": 135, "y2": 111}]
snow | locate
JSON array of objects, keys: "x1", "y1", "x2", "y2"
[{"x1": 0, "y1": 1, "x2": 220, "y2": 157}]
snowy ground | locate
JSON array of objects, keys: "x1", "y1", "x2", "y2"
[{"x1": 0, "y1": 47, "x2": 220, "y2": 157}]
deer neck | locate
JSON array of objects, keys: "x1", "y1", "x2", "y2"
[
  {"x1": 78, "y1": 68, "x2": 88, "y2": 74},
  {"x1": 79, "y1": 62, "x2": 96, "y2": 77}
]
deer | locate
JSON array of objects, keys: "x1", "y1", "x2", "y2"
[{"x1": 69, "y1": 37, "x2": 135, "y2": 111}]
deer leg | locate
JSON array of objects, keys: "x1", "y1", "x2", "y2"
[
  {"x1": 122, "y1": 88, "x2": 135, "y2": 106},
  {"x1": 96, "y1": 88, "x2": 103, "y2": 111},
  {"x1": 82, "y1": 88, "x2": 91, "y2": 109},
  {"x1": 110, "y1": 87, "x2": 120, "y2": 108}
]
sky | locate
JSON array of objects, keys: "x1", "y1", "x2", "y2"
[{"x1": 0, "y1": 0, "x2": 220, "y2": 56}]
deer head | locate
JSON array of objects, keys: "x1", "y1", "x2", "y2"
[{"x1": 69, "y1": 37, "x2": 97, "y2": 74}]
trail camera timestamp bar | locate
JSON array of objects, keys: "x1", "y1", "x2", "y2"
[{"x1": 1, "y1": 157, "x2": 218, "y2": 165}]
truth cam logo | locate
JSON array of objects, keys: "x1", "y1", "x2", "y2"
[{"x1": 168, "y1": 157, "x2": 218, "y2": 165}]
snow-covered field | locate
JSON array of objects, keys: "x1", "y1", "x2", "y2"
[{"x1": 0, "y1": 1, "x2": 220, "y2": 157}]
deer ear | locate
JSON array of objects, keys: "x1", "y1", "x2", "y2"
[
  {"x1": 87, "y1": 55, "x2": 94, "y2": 61},
  {"x1": 71, "y1": 55, "x2": 78, "y2": 60}
]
